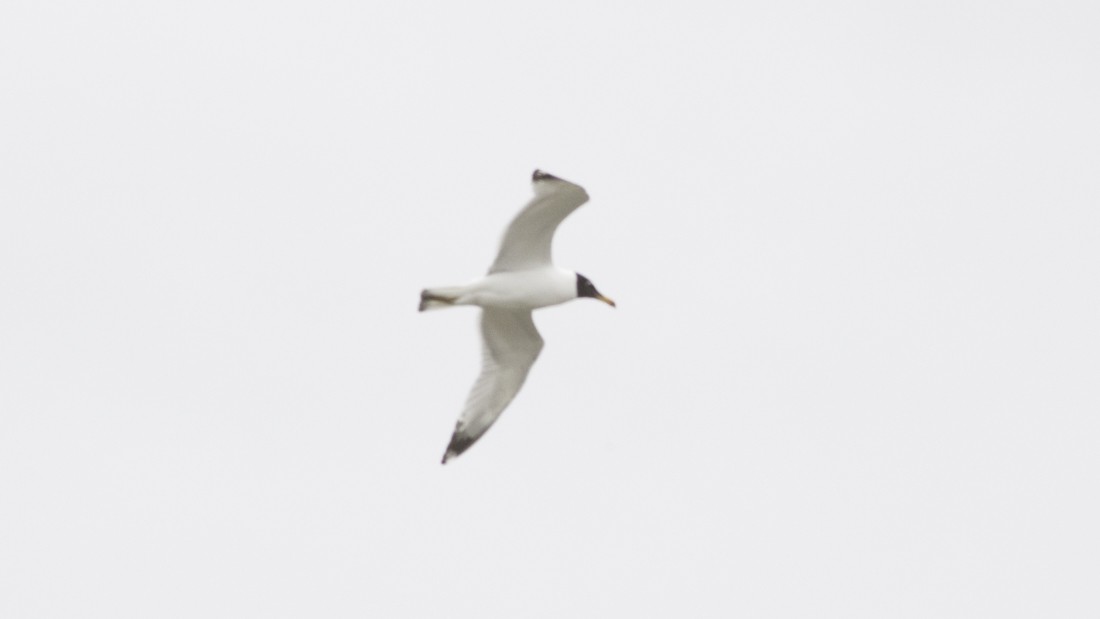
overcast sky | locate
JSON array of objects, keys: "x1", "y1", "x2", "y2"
[{"x1": 2, "y1": 1, "x2": 1098, "y2": 617}]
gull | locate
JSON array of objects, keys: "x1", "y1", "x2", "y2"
[{"x1": 420, "y1": 170, "x2": 615, "y2": 464}]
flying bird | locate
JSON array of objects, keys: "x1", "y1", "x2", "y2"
[{"x1": 420, "y1": 170, "x2": 615, "y2": 464}]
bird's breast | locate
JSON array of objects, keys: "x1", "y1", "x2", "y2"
[{"x1": 468, "y1": 268, "x2": 576, "y2": 310}]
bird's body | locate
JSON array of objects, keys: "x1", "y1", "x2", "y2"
[
  {"x1": 421, "y1": 267, "x2": 578, "y2": 311},
  {"x1": 420, "y1": 170, "x2": 614, "y2": 464}
]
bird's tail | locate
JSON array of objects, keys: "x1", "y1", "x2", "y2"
[{"x1": 418, "y1": 286, "x2": 464, "y2": 312}]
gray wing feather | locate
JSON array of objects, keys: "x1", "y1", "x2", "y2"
[
  {"x1": 488, "y1": 174, "x2": 589, "y2": 274},
  {"x1": 442, "y1": 309, "x2": 544, "y2": 463}
]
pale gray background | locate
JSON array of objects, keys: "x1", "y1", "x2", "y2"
[{"x1": 2, "y1": 1, "x2": 1098, "y2": 617}]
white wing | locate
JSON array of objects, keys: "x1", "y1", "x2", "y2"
[
  {"x1": 442, "y1": 308, "x2": 544, "y2": 463},
  {"x1": 488, "y1": 170, "x2": 589, "y2": 274}
]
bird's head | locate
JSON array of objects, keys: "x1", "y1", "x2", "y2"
[{"x1": 575, "y1": 273, "x2": 616, "y2": 308}]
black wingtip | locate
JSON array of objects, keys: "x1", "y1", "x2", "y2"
[
  {"x1": 532, "y1": 169, "x2": 559, "y2": 182},
  {"x1": 441, "y1": 427, "x2": 478, "y2": 464},
  {"x1": 441, "y1": 445, "x2": 458, "y2": 465}
]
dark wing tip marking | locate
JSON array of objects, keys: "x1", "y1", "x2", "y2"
[
  {"x1": 532, "y1": 169, "x2": 559, "y2": 182},
  {"x1": 441, "y1": 424, "x2": 478, "y2": 464}
]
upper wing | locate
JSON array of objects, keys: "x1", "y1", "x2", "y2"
[
  {"x1": 488, "y1": 170, "x2": 589, "y2": 274},
  {"x1": 442, "y1": 308, "x2": 544, "y2": 463}
]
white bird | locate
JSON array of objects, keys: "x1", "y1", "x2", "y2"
[{"x1": 420, "y1": 170, "x2": 615, "y2": 464}]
